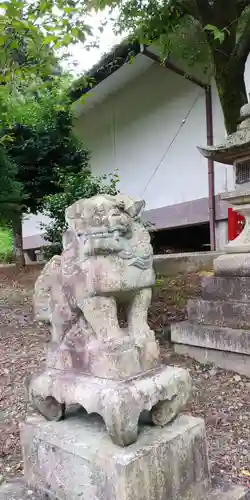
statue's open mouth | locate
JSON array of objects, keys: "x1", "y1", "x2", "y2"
[{"x1": 79, "y1": 226, "x2": 129, "y2": 240}]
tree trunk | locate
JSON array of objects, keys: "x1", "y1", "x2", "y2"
[
  {"x1": 213, "y1": 57, "x2": 248, "y2": 134},
  {"x1": 12, "y1": 212, "x2": 25, "y2": 267}
]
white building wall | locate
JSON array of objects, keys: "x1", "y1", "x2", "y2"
[
  {"x1": 76, "y1": 57, "x2": 250, "y2": 211},
  {"x1": 77, "y1": 63, "x2": 206, "y2": 210},
  {"x1": 22, "y1": 55, "x2": 250, "y2": 244},
  {"x1": 77, "y1": 59, "x2": 250, "y2": 213}
]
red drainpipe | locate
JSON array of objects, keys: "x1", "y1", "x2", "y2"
[{"x1": 140, "y1": 45, "x2": 216, "y2": 250}]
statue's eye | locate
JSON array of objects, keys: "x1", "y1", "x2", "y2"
[{"x1": 112, "y1": 209, "x2": 120, "y2": 216}]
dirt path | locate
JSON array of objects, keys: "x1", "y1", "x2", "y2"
[{"x1": 0, "y1": 267, "x2": 250, "y2": 489}]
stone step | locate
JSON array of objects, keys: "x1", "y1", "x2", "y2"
[
  {"x1": 206, "y1": 485, "x2": 250, "y2": 500},
  {"x1": 201, "y1": 275, "x2": 250, "y2": 302},
  {"x1": 1, "y1": 480, "x2": 249, "y2": 500},
  {"x1": 0, "y1": 480, "x2": 45, "y2": 499},
  {"x1": 187, "y1": 298, "x2": 250, "y2": 329},
  {"x1": 171, "y1": 321, "x2": 250, "y2": 355},
  {"x1": 174, "y1": 342, "x2": 250, "y2": 377}
]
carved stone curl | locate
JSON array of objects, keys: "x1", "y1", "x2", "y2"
[{"x1": 27, "y1": 193, "x2": 191, "y2": 446}]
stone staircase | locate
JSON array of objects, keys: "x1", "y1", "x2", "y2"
[{"x1": 172, "y1": 276, "x2": 250, "y2": 376}]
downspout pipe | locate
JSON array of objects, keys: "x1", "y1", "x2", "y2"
[
  {"x1": 205, "y1": 86, "x2": 216, "y2": 251},
  {"x1": 140, "y1": 44, "x2": 216, "y2": 250}
]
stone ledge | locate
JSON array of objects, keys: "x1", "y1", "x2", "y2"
[
  {"x1": 207, "y1": 485, "x2": 250, "y2": 500},
  {"x1": 214, "y1": 253, "x2": 250, "y2": 277},
  {"x1": 1, "y1": 480, "x2": 249, "y2": 500},
  {"x1": 202, "y1": 275, "x2": 250, "y2": 302},
  {"x1": 153, "y1": 252, "x2": 221, "y2": 277},
  {"x1": 174, "y1": 343, "x2": 250, "y2": 377},
  {"x1": 171, "y1": 321, "x2": 250, "y2": 355},
  {"x1": 187, "y1": 298, "x2": 250, "y2": 329},
  {"x1": 21, "y1": 413, "x2": 210, "y2": 500},
  {"x1": 0, "y1": 480, "x2": 45, "y2": 499}
]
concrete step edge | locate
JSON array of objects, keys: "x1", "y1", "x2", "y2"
[
  {"x1": 206, "y1": 485, "x2": 250, "y2": 500},
  {"x1": 172, "y1": 320, "x2": 250, "y2": 335},
  {"x1": 171, "y1": 321, "x2": 250, "y2": 355},
  {"x1": 187, "y1": 298, "x2": 250, "y2": 306}
]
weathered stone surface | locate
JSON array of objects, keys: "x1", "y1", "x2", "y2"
[
  {"x1": 198, "y1": 102, "x2": 250, "y2": 165},
  {"x1": 21, "y1": 413, "x2": 210, "y2": 500},
  {"x1": 187, "y1": 298, "x2": 250, "y2": 329},
  {"x1": 208, "y1": 485, "x2": 250, "y2": 500},
  {"x1": 201, "y1": 275, "x2": 250, "y2": 302},
  {"x1": 2, "y1": 480, "x2": 249, "y2": 500},
  {"x1": 174, "y1": 343, "x2": 250, "y2": 377},
  {"x1": 172, "y1": 321, "x2": 250, "y2": 355},
  {"x1": 153, "y1": 252, "x2": 222, "y2": 277},
  {"x1": 28, "y1": 364, "x2": 191, "y2": 447},
  {"x1": 214, "y1": 254, "x2": 250, "y2": 277},
  {"x1": 0, "y1": 480, "x2": 45, "y2": 499},
  {"x1": 28, "y1": 193, "x2": 191, "y2": 447},
  {"x1": 33, "y1": 193, "x2": 158, "y2": 381}
]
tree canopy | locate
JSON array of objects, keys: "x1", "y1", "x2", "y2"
[
  {"x1": 93, "y1": 0, "x2": 250, "y2": 133},
  {"x1": 2, "y1": 81, "x2": 87, "y2": 214},
  {"x1": 0, "y1": 79, "x2": 90, "y2": 263},
  {"x1": 0, "y1": 147, "x2": 23, "y2": 226},
  {"x1": 42, "y1": 169, "x2": 119, "y2": 256},
  {"x1": 0, "y1": 0, "x2": 92, "y2": 82}
]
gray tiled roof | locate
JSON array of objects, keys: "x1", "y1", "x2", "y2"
[{"x1": 23, "y1": 233, "x2": 50, "y2": 250}]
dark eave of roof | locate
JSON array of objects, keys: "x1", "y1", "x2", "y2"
[{"x1": 69, "y1": 40, "x2": 140, "y2": 102}]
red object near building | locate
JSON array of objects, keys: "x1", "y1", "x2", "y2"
[{"x1": 228, "y1": 208, "x2": 245, "y2": 241}]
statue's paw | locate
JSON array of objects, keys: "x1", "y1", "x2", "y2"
[
  {"x1": 151, "y1": 391, "x2": 189, "y2": 427},
  {"x1": 132, "y1": 326, "x2": 155, "y2": 341},
  {"x1": 31, "y1": 395, "x2": 66, "y2": 422}
]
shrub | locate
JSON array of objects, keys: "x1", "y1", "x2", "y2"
[
  {"x1": 41, "y1": 168, "x2": 119, "y2": 257},
  {"x1": 0, "y1": 227, "x2": 13, "y2": 262}
]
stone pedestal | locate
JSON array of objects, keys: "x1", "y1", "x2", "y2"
[
  {"x1": 21, "y1": 413, "x2": 210, "y2": 500},
  {"x1": 172, "y1": 275, "x2": 250, "y2": 376},
  {"x1": 19, "y1": 413, "x2": 249, "y2": 500},
  {"x1": 28, "y1": 365, "x2": 191, "y2": 447}
]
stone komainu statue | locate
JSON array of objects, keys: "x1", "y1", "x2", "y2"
[{"x1": 28, "y1": 193, "x2": 191, "y2": 446}]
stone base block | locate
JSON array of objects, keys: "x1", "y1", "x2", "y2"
[
  {"x1": 201, "y1": 275, "x2": 250, "y2": 302},
  {"x1": 187, "y1": 298, "x2": 250, "y2": 329},
  {"x1": 214, "y1": 253, "x2": 250, "y2": 277},
  {"x1": 1, "y1": 481, "x2": 249, "y2": 500},
  {"x1": 21, "y1": 413, "x2": 210, "y2": 500},
  {"x1": 209, "y1": 486, "x2": 250, "y2": 500},
  {"x1": 172, "y1": 321, "x2": 250, "y2": 375},
  {"x1": 0, "y1": 480, "x2": 44, "y2": 499},
  {"x1": 28, "y1": 365, "x2": 191, "y2": 446},
  {"x1": 174, "y1": 343, "x2": 250, "y2": 377},
  {"x1": 172, "y1": 321, "x2": 250, "y2": 356}
]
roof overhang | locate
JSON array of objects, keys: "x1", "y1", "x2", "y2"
[
  {"x1": 71, "y1": 40, "x2": 209, "y2": 118},
  {"x1": 72, "y1": 50, "x2": 154, "y2": 116}
]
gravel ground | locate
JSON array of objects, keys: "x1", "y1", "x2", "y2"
[{"x1": 1, "y1": 266, "x2": 250, "y2": 489}]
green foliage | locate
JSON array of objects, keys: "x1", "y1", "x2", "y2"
[
  {"x1": 1, "y1": 80, "x2": 88, "y2": 215},
  {"x1": 0, "y1": 147, "x2": 23, "y2": 225},
  {"x1": 0, "y1": 0, "x2": 92, "y2": 82},
  {"x1": 204, "y1": 24, "x2": 227, "y2": 44},
  {"x1": 94, "y1": 0, "x2": 250, "y2": 70},
  {"x1": 0, "y1": 227, "x2": 13, "y2": 262},
  {"x1": 42, "y1": 169, "x2": 120, "y2": 256},
  {"x1": 93, "y1": 0, "x2": 250, "y2": 133}
]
